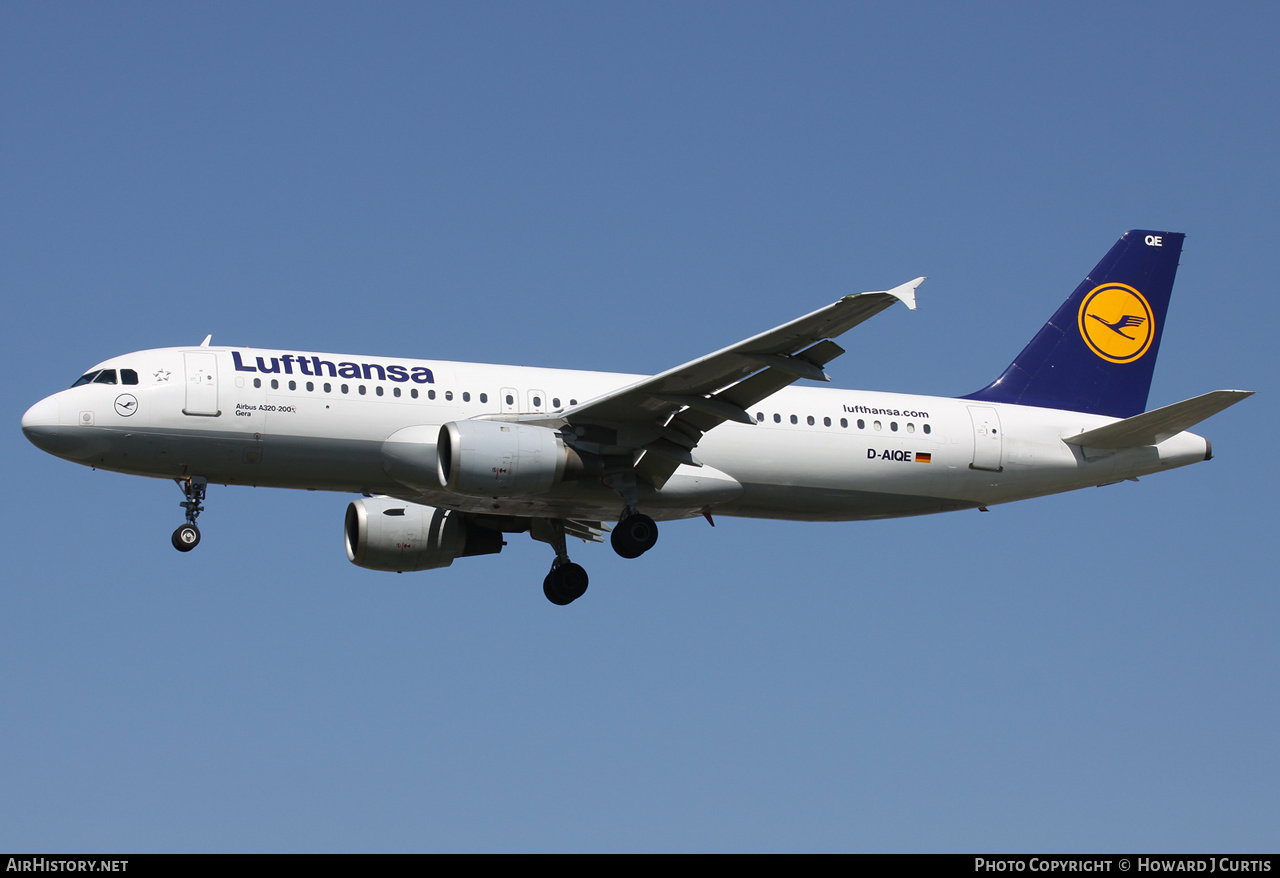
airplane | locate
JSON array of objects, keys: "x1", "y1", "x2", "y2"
[{"x1": 21, "y1": 230, "x2": 1251, "y2": 605}]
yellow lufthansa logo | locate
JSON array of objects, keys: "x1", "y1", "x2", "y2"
[{"x1": 1078, "y1": 283, "x2": 1154, "y2": 363}]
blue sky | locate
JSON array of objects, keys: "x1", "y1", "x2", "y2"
[{"x1": 2, "y1": 2, "x2": 1276, "y2": 852}]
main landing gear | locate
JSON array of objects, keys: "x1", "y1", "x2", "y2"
[
  {"x1": 171, "y1": 476, "x2": 207, "y2": 552},
  {"x1": 611, "y1": 508, "x2": 659, "y2": 559},
  {"x1": 544, "y1": 559, "x2": 590, "y2": 606},
  {"x1": 533, "y1": 508, "x2": 660, "y2": 606},
  {"x1": 535, "y1": 519, "x2": 590, "y2": 605}
]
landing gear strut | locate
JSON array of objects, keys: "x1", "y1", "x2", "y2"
[
  {"x1": 172, "y1": 476, "x2": 207, "y2": 552},
  {"x1": 611, "y1": 508, "x2": 659, "y2": 559},
  {"x1": 533, "y1": 518, "x2": 589, "y2": 605}
]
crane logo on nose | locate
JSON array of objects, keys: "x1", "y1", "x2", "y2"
[{"x1": 114, "y1": 394, "x2": 139, "y2": 417}]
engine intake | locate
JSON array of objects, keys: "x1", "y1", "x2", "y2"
[
  {"x1": 345, "y1": 497, "x2": 502, "y2": 572},
  {"x1": 437, "y1": 420, "x2": 593, "y2": 497}
]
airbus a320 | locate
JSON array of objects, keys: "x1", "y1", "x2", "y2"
[{"x1": 22, "y1": 231, "x2": 1251, "y2": 604}]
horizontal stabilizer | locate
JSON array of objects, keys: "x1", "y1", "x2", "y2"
[{"x1": 1062, "y1": 390, "x2": 1254, "y2": 449}]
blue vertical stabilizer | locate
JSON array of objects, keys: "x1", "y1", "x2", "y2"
[{"x1": 963, "y1": 230, "x2": 1184, "y2": 418}]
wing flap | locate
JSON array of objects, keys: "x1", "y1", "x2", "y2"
[{"x1": 562, "y1": 519, "x2": 608, "y2": 543}]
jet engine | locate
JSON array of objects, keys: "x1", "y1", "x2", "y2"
[
  {"x1": 345, "y1": 497, "x2": 502, "y2": 572},
  {"x1": 436, "y1": 420, "x2": 594, "y2": 497}
]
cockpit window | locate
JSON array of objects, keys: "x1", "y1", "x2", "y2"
[{"x1": 71, "y1": 368, "x2": 137, "y2": 387}]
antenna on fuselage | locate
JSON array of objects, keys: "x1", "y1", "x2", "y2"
[{"x1": 199, "y1": 334, "x2": 212, "y2": 347}]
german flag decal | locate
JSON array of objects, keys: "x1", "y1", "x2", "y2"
[{"x1": 915, "y1": 452, "x2": 932, "y2": 463}]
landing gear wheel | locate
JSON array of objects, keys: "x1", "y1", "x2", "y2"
[
  {"x1": 543, "y1": 562, "x2": 589, "y2": 605},
  {"x1": 172, "y1": 476, "x2": 208, "y2": 553},
  {"x1": 172, "y1": 523, "x2": 201, "y2": 552},
  {"x1": 611, "y1": 513, "x2": 659, "y2": 559}
]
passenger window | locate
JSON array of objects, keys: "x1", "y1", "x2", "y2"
[
  {"x1": 411, "y1": 389, "x2": 419, "y2": 399},
  {"x1": 254, "y1": 378, "x2": 262, "y2": 389},
  {"x1": 376, "y1": 386, "x2": 384, "y2": 396},
  {"x1": 481, "y1": 393, "x2": 489, "y2": 404},
  {"x1": 270, "y1": 379, "x2": 279, "y2": 390},
  {"x1": 462, "y1": 392, "x2": 471, "y2": 402},
  {"x1": 891, "y1": 422, "x2": 898, "y2": 432},
  {"x1": 428, "y1": 390, "x2": 436, "y2": 400},
  {"x1": 341, "y1": 384, "x2": 349, "y2": 394},
  {"x1": 393, "y1": 387, "x2": 401, "y2": 398},
  {"x1": 288, "y1": 380, "x2": 296, "y2": 391},
  {"x1": 445, "y1": 391, "x2": 453, "y2": 401},
  {"x1": 359, "y1": 385, "x2": 367, "y2": 395},
  {"x1": 324, "y1": 383, "x2": 331, "y2": 393},
  {"x1": 806, "y1": 416, "x2": 815, "y2": 426},
  {"x1": 824, "y1": 417, "x2": 831, "y2": 427},
  {"x1": 789, "y1": 415, "x2": 798, "y2": 424},
  {"x1": 857, "y1": 419, "x2": 865, "y2": 429},
  {"x1": 306, "y1": 381, "x2": 314, "y2": 391},
  {"x1": 505, "y1": 394, "x2": 514, "y2": 406},
  {"x1": 840, "y1": 418, "x2": 848, "y2": 428},
  {"x1": 756, "y1": 412, "x2": 764, "y2": 422},
  {"x1": 773, "y1": 413, "x2": 781, "y2": 423},
  {"x1": 924, "y1": 424, "x2": 931, "y2": 434}
]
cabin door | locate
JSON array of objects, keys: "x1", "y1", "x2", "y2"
[
  {"x1": 967, "y1": 405, "x2": 1003, "y2": 471},
  {"x1": 182, "y1": 352, "x2": 220, "y2": 417}
]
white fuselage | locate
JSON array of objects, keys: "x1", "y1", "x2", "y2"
[{"x1": 21, "y1": 345, "x2": 1211, "y2": 524}]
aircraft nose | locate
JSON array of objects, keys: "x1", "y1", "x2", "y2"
[{"x1": 21, "y1": 395, "x2": 62, "y2": 453}]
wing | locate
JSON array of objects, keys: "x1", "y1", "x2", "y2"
[{"x1": 532, "y1": 278, "x2": 923, "y2": 488}]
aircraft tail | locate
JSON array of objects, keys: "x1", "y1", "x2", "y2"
[
  {"x1": 1061, "y1": 390, "x2": 1253, "y2": 451},
  {"x1": 963, "y1": 230, "x2": 1184, "y2": 418}
]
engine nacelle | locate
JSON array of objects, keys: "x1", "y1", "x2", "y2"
[
  {"x1": 345, "y1": 497, "x2": 502, "y2": 572},
  {"x1": 437, "y1": 420, "x2": 588, "y2": 497}
]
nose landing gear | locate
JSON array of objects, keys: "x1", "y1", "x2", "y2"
[
  {"x1": 172, "y1": 476, "x2": 207, "y2": 552},
  {"x1": 172, "y1": 523, "x2": 200, "y2": 551}
]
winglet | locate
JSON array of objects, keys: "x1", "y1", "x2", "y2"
[{"x1": 886, "y1": 277, "x2": 924, "y2": 311}]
